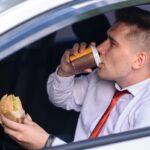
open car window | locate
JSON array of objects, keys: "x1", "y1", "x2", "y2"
[
  {"x1": 0, "y1": 0, "x2": 146, "y2": 60},
  {"x1": 0, "y1": 0, "x2": 150, "y2": 150}
]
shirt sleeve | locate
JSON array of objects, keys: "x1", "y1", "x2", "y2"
[{"x1": 47, "y1": 67, "x2": 92, "y2": 112}]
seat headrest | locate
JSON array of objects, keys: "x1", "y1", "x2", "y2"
[{"x1": 72, "y1": 14, "x2": 110, "y2": 45}]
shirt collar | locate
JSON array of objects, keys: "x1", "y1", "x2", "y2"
[{"x1": 115, "y1": 78, "x2": 150, "y2": 96}]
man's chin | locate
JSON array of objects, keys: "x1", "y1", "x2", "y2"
[
  {"x1": 97, "y1": 69, "x2": 105, "y2": 79},
  {"x1": 97, "y1": 69, "x2": 112, "y2": 81}
]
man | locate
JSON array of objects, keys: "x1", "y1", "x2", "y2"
[{"x1": 1, "y1": 6, "x2": 150, "y2": 150}]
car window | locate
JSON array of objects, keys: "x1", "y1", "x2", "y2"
[{"x1": 0, "y1": 1, "x2": 150, "y2": 150}]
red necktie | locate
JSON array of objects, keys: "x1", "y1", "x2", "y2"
[{"x1": 89, "y1": 90, "x2": 128, "y2": 139}]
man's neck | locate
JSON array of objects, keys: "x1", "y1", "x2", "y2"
[{"x1": 117, "y1": 73, "x2": 150, "y2": 89}]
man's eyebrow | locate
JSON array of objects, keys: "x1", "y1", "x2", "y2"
[{"x1": 107, "y1": 34, "x2": 119, "y2": 45}]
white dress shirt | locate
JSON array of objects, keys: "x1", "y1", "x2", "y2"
[{"x1": 47, "y1": 69, "x2": 150, "y2": 145}]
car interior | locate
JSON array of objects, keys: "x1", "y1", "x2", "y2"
[
  {"x1": 0, "y1": 3, "x2": 149, "y2": 150},
  {"x1": 0, "y1": 13, "x2": 110, "y2": 150}
]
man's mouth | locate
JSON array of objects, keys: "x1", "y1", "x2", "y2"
[{"x1": 99, "y1": 62, "x2": 105, "y2": 69}]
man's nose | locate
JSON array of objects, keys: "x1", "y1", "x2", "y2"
[{"x1": 97, "y1": 40, "x2": 108, "y2": 55}]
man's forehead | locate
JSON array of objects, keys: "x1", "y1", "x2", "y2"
[{"x1": 107, "y1": 22, "x2": 131, "y2": 36}]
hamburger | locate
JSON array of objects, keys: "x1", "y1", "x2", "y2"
[{"x1": 0, "y1": 94, "x2": 25, "y2": 123}]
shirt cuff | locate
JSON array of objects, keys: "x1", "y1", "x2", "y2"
[{"x1": 52, "y1": 137, "x2": 66, "y2": 146}]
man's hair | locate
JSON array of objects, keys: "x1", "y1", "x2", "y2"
[
  {"x1": 115, "y1": 6, "x2": 150, "y2": 30},
  {"x1": 115, "y1": 6, "x2": 150, "y2": 53}
]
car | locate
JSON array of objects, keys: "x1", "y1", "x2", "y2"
[{"x1": 0, "y1": 0, "x2": 150, "y2": 150}]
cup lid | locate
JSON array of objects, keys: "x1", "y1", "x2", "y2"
[{"x1": 91, "y1": 46, "x2": 101, "y2": 67}]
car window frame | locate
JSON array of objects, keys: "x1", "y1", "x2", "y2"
[
  {"x1": 0, "y1": 1, "x2": 150, "y2": 149},
  {"x1": 44, "y1": 127, "x2": 150, "y2": 150},
  {"x1": 0, "y1": 0, "x2": 148, "y2": 61}
]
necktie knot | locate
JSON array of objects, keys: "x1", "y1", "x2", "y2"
[{"x1": 114, "y1": 90, "x2": 129, "y2": 98}]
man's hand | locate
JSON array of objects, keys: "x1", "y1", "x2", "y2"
[
  {"x1": 1, "y1": 114, "x2": 49, "y2": 150},
  {"x1": 58, "y1": 42, "x2": 95, "y2": 76}
]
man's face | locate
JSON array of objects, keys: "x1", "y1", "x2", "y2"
[{"x1": 97, "y1": 22, "x2": 138, "y2": 83}]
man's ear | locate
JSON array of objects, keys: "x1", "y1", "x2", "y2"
[{"x1": 132, "y1": 51, "x2": 148, "y2": 69}]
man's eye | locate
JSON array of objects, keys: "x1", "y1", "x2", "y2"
[{"x1": 110, "y1": 41, "x2": 114, "y2": 47}]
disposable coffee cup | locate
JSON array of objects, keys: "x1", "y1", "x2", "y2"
[{"x1": 70, "y1": 46, "x2": 101, "y2": 74}]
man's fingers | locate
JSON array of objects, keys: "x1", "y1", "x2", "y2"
[
  {"x1": 90, "y1": 42, "x2": 96, "y2": 47},
  {"x1": 25, "y1": 114, "x2": 32, "y2": 121},
  {"x1": 3, "y1": 125, "x2": 20, "y2": 139},
  {"x1": 71, "y1": 43, "x2": 79, "y2": 55},
  {"x1": 23, "y1": 114, "x2": 33, "y2": 125},
  {"x1": 63, "y1": 49, "x2": 71, "y2": 63},
  {"x1": 71, "y1": 42, "x2": 87, "y2": 55},
  {"x1": 84, "y1": 68, "x2": 92, "y2": 73},
  {"x1": 79, "y1": 42, "x2": 87, "y2": 53},
  {"x1": 1, "y1": 115, "x2": 24, "y2": 131}
]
